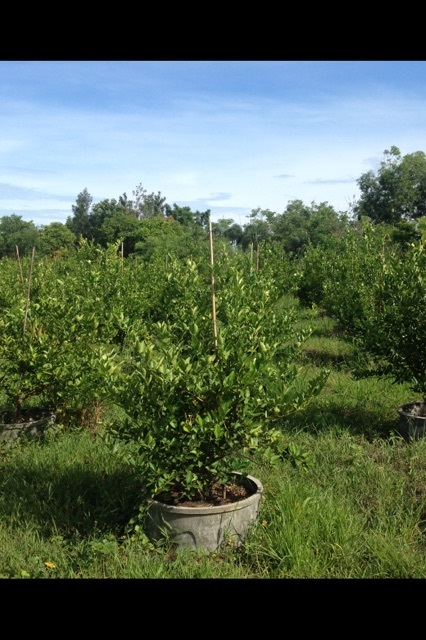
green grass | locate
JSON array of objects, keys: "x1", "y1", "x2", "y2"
[{"x1": 1, "y1": 301, "x2": 425, "y2": 578}]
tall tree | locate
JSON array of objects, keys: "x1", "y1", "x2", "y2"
[
  {"x1": 142, "y1": 192, "x2": 167, "y2": 218},
  {"x1": 355, "y1": 146, "x2": 426, "y2": 224},
  {"x1": 66, "y1": 188, "x2": 93, "y2": 238},
  {"x1": 128, "y1": 183, "x2": 167, "y2": 219},
  {"x1": 271, "y1": 200, "x2": 310, "y2": 255},
  {"x1": 164, "y1": 203, "x2": 210, "y2": 231},
  {"x1": 239, "y1": 208, "x2": 276, "y2": 250},
  {"x1": 88, "y1": 198, "x2": 134, "y2": 245},
  {"x1": 99, "y1": 211, "x2": 140, "y2": 255},
  {"x1": 307, "y1": 202, "x2": 348, "y2": 248},
  {"x1": 224, "y1": 223, "x2": 243, "y2": 246},
  {"x1": 211, "y1": 218, "x2": 236, "y2": 239},
  {"x1": 0, "y1": 214, "x2": 39, "y2": 258},
  {"x1": 271, "y1": 200, "x2": 347, "y2": 256},
  {"x1": 133, "y1": 216, "x2": 189, "y2": 261}
]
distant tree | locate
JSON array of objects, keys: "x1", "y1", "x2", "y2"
[
  {"x1": 118, "y1": 192, "x2": 131, "y2": 208},
  {"x1": 250, "y1": 207, "x2": 277, "y2": 226},
  {"x1": 224, "y1": 223, "x2": 244, "y2": 246},
  {"x1": 88, "y1": 198, "x2": 133, "y2": 245},
  {"x1": 142, "y1": 192, "x2": 167, "y2": 218},
  {"x1": 271, "y1": 199, "x2": 310, "y2": 255},
  {"x1": 100, "y1": 212, "x2": 140, "y2": 256},
  {"x1": 241, "y1": 217, "x2": 272, "y2": 251},
  {"x1": 307, "y1": 202, "x2": 348, "y2": 248},
  {"x1": 133, "y1": 216, "x2": 189, "y2": 261},
  {"x1": 272, "y1": 200, "x2": 346, "y2": 256},
  {"x1": 355, "y1": 146, "x2": 426, "y2": 224},
  {"x1": 66, "y1": 188, "x2": 93, "y2": 238},
  {"x1": 211, "y1": 218, "x2": 236, "y2": 239},
  {"x1": 193, "y1": 208, "x2": 210, "y2": 230},
  {"x1": 164, "y1": 203, "x2": 210, "y2": 231},
  {"x1": 65, "y1": 193, "x2": 142, "y2": 251},
  {"x1": 38, "y1": 222, "x2": 76, "y2": 256},
  {"x1": 386, "y1": 219, "x2": 420, "y2": 249},
  {"x1": 0, "y1": 214, "x2": 40, "y2": 258},
  {"x1": 127, "y1": 183, "x2": 167, "y2": 219}
]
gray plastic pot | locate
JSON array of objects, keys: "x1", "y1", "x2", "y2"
[
  {"x1": 397, "y1": 401, "x2": 426, "y2": 441},
  {"x1": 145, "y1": 473, "x2": 263, "y2": 552},
  {"x1": 0, "y1": 411, "x2": 56, "y2": 448}
]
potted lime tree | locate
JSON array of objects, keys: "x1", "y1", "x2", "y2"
[
  {"x1": 298, "y1": 225, "x2": 426, "y2": 441},
  {"x1": 348, "y1": 235, "x2": 426, "y2": 440},
  {"x1": 0, "y1": 248, "x2": 57, "y2": 445},
  {"x1": 386, "y1": 240, "x2": 426, "y2": 440},
  {"x1": 0, "y1": 243, "x2": 125, "y2": 445},
  {"x1": 104, "y1": 240, "x2": 329, "y2": 552}
]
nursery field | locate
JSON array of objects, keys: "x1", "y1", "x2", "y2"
[
  {"x1": 1, "y1": 228, "x2": 426, "y2": 580},
  {"x1": 0, "y1": 296, "x2": 425, "y2": 579}
]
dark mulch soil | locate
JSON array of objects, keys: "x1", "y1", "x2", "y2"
[
  {"x1": 156, "y1": 481, "x2": 252, "y2": 508},
  {"x1": 401, "y1": 402, "x2": 426, "y2": 418},
  {"x1": 0, "y1": 407, "x2": 55, "y2": 425}
]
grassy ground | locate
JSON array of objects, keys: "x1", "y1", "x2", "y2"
[{"x1": 1, "y1": 301, "x2": 425, "y2": 579}]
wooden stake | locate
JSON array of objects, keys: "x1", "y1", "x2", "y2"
[
  {"x1": 16, "y1": 246, "x2": 25, "y2": 289},
  {"x1": 209, "y1": 220, "x2": 218, "y2": 351},
  {"x1": 23, "y1": 247, "x2": 35, "y2": 334}
]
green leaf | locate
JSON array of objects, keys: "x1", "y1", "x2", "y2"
[{"x1": 214, "y1": 424, "x2": 224, "y2": 439}]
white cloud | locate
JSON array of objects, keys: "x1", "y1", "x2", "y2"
[{"x1": 2, "y1": 61, "x2": 426, "y2": 226}]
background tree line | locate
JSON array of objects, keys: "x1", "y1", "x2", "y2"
[{"x1": 2, "y1": 146, "x2": 426, "y2": 260}]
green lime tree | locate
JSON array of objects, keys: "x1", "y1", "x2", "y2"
[
  {"x1": 298, "y1": 222, "x2": 426, "y2": 400},
  {"x1": 104, "y1": 249, "x2": 328, "y2": 504},
  {"x1": 0, "y1": 243, "x2": 127, "y2": 422}
]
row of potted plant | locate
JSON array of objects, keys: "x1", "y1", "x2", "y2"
[
  {"x1": 297, "y1": 222, "x2": 426, "y2": 439},
  {"x1": 0, "y1": 238, "x2": 328, "y2": 549}
]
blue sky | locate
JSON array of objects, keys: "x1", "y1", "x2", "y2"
[{"x1": 1, "y1": 60, "x2": 426, "y2": 228}]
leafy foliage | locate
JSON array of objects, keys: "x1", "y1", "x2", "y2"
[
  {"x1": 104, "y1": 251, "x2": 328, "y2": 502},
  {"x1": 0, "y1": 215, "x2": 40, "y2": 259},
  {"x1": 355, "y1": 146, "x2": 426, "y2": 224},
  {"x1": 297, "y1": 222, "x2": 426, "y2": 399},
  {"x1": 38, "y1": 222, "x2": 76, "y2": 257},
  {"x1": 0, "y1": 243, "x2": 127, "y2": 421}
]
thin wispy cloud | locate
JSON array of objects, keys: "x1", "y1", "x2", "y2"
[
  {"x1": 197, "y1": 193, "x2": 232, "y2": 202},
  {"x1": 1, "y1": 61, "x2": 426, "y2": 226},
  {"x1": 306, "y1": 177, "x2": 356, "y2": 185},
  {"x1": 0, "y1": 183, "x2": 72, "y2": 201}
]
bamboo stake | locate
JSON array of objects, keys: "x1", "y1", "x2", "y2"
[
  {"x1": 378, "y1": 236, "x2": 386, "y2": 314},
  {"x1": 16, "y1": 246, "x2": 25, "y2": 289},
  {"x1": 209, "y1": 220, "x2": 218, "y2": 351},
  {"x1": 23, "y1": 247, "x2": 35, "y2": 334}
]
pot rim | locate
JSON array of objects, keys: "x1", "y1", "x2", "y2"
[
  {"x1": 0, "y1": 410, "x2": 56, "y2": 428},
  {"x1": 398, "y1": 401, "x2": 426, "y2": 419}
]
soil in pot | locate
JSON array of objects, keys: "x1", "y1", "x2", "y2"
[{"x1": 155, "y1": 478, "x2": 252, "y2": 507}]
